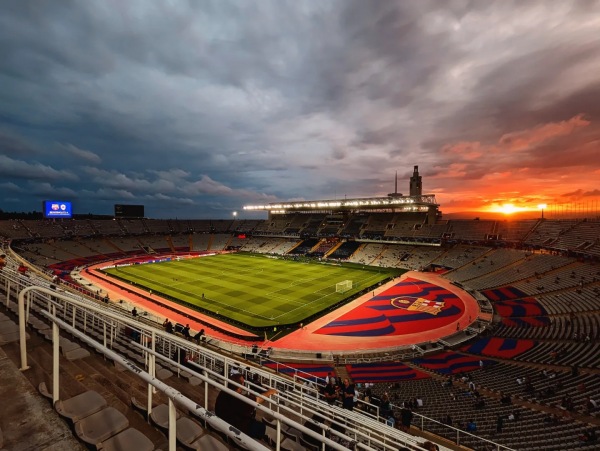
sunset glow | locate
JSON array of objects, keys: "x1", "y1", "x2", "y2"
[{"x1": 492, "y1": 204, "x2": 523, "y2": 215}]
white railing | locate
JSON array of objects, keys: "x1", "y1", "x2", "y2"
[
  {"x1": 392, "y1": 404, "x2": 516, "y2": 451},
  {"x1": 9, "y1": 280, "x2": 431, "y2": 451},
  {"x1": 39, "y1": 309, "x2": 270, "y2": 451}
]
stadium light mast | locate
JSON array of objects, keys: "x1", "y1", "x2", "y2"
[
  {"x1": 232, "y1": 211, "x2": 238, "y2": 220},
  {"x1": 538, "y1": 204, "x2": 547, "y2": 219}
]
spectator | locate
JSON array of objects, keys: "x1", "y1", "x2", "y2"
[
  {"x1": 193, "y1": 328, "x2": 205, "y2": 343},
  {"x1": 323, "y1": 379, "x2": 338, "y2": 405},
  {"x1": 341, "y1": 378, "x2": 355, "y2": 410},
  {"x1": 381, "y1": 393, "x2": 392, "y2": 418},
  {"x1": 364, "y1": 387, "x2": 372, "y2": 404},
  {"x1": 230, "y1": 363, "x2": 242, "y2": 377},
  {"x1": 182, "y1": 323, "x2": 191, "y2": 339},
  {"x1": 163, "y1": 319, "x2": 174, "y2": 334},
  {"x1": 496, "y1": 415, "x2": 504, "y2": 433},
  {"x1": 399, "y1": 406, "x2": 413, "y2": 432},
  {"x1": 249, "y1": 373, "x2": 266, "y2": 394},
  {"x1": 326, "y1": 372, "x2": 337, "y2": 387},
  {"x1": 214, "y1": 373, "x2": 277, "y2": 439},
  {"x1": 466, "y1": 419, "x2": 477, "y2": 432},
  {"x1": 131, "y1": 307, "x2": 138, "y2": 317}
]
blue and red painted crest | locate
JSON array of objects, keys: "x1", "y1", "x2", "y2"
[
  {"x1": 390, "y1": 296, "x2": 445, "y2": 315},
  {"x1": 315, "y1": 277, "x2": 464, "y2": 337}
]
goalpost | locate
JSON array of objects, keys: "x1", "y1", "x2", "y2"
[{"x1": 335, "y1": 280, "x2": 353, "y2": 294}]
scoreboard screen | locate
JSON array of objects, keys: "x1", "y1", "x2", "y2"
[
  {"x1": 114, "y1": 204, "x2": 145, "y2": 218},
  {"x1": 43, "y1": 200, "x2": 73, "y2": 218}
]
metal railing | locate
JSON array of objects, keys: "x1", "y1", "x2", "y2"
[
  {"x1": 8, "y1": 279, "x2": 432, "y2": 451},
  {"x1": 39, "y1": 308, "x2": 270, "y2": 451}
]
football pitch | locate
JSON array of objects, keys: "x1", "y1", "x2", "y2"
[{"x1": 102, "y1": 253, "x2": 403, "y2": 329}]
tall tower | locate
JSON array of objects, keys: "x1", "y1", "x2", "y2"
[
  {"x1": 410, "y1": 165, "x2": 422, "y2": 196},
  {"x1": 387, "y1": 171, "x2": 403, "y2": 197}
]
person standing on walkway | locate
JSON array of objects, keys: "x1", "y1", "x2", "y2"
[{"x1": 342, "y1": 378, "x2": 355, "y2": 410}]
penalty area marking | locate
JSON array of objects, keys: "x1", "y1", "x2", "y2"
[{"x1": 268, "y1": 271, "x2": 386, "y2": 321}]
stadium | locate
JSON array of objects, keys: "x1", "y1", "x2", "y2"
[{"x1": 1, "y1": 166, "x2": 599, "y2": 451}]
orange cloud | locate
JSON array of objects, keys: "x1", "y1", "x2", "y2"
[
  {"x1": 482, "y1": 171, "x2": 514, "y2": 181},
  {"x1": 440, "y1": 114, "x2": 591, "y2": 169},
  {"x1": 498, "y1": 114, "x2": 590, "y2": 152},
  {"x1": 441, "y1": 141, "x2": 484, "y2": 160}
]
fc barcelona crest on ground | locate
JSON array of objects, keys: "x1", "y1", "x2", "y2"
[
  {"x1": 317, "y1": 277, "x2": 463, "y2": 337},
  {"x1": 391, "y1": 296, "x2": 445, "y2": 315}
]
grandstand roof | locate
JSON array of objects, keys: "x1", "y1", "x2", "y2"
[{"x1": 244, "y1": 194, "x2": 438, "y2": 214}]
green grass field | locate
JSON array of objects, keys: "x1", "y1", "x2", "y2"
[{"x1": 102, "y1": 253, "x2": 402, "y2": 329}]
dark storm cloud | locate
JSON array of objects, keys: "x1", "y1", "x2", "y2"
[
  {"x1": 0, "y1": 128, "x2": 37, "y2": 156},
  {"x1": 0, "y1": 155, "x2": 78, "y2": 181},
  {"x1": 0, "y1": 0, "x2": 599, "y2": 217},
  {"x1": 56, "y1": 143, "x2": 102, "y2": 164}
]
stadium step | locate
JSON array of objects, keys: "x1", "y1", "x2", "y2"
[
  {"x1": 0, "y1": 325, "x2": 171, "y2": 449},
  {"x1": 0, "y1": 346, "x2": 86, "y2": 450},
  {"x1": 334, "y1": 365, "x2": 351, "y2": 384}
]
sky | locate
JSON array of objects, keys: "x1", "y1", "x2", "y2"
[{"x1": 1, "y1": 0, "x2": 599, "y2": 219}]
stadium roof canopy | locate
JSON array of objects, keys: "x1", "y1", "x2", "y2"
[{"x1": 244, "y1": 194, "x2": 438, "y2": 215}]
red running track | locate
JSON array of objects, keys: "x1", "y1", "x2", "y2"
[{"x1": 81, "y1": 266, "x2": 480, "y2": 352}]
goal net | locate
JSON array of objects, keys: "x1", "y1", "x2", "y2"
[{"x1": 335, "y1": 280, "x2": 353, "y2": 294}]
